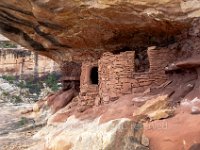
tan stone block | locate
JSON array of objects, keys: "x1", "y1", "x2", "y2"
[
  {"x1": 121, "y1": 83, "x2": 132, "y2": 94},
  {"x1": 138, "y1": 81, "x2": 152, "y2": 86},
  {"x1": 103, "y1": 96, "x2": 110, "y2": 103},
  {"x1": 108, "y1": 92, "x2": 117, "y2": 97},
  {"x1": 132, "y1": 87, "x2": 145, "y2": 93},
  {"x1": 119, "y1": 78, "x2": 130, "y2": 82}
]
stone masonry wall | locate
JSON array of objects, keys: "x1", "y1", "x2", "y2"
[
  {"x1": 79, "y1": 48, "x2": 177, "y2": 106},
  {"x1": 98, "y1": 51, "x2": 135, "y2": 103},
  {"x1": 79, "y1": 61, "x2": 99, "y2": 107},
  {"x1": 132, "y1": 47, "x2": 177, "y2": 92},
  {"x1": 98, "y1": 48, "x2": 177, "y2": 104},
  {"x1": 148, "y1": 47, "x2": 177, "y2": 84}
]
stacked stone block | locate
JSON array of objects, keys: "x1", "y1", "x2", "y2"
[
  {"x1": 79, "y1": 61, "x2": 99, "y2": 107},
  {"x1": 148, "y1": 47, "x2": 177, "y2": 85},
  {"x1": 79, "y1": 48, "x2": 177, "y2": 106},
  {"x1": 98, "y1": 52, "x2": 135, "y2": 103},
  {"x1": 132, "y1": 48, "x2": 177, "y2": 91}
]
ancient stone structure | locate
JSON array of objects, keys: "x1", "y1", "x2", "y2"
[
  {"x1": 99, "y1": 51, "x2": 135, "y2": 103},
  {"x1": 1, "y1": 1, "x2": 200, "y2": 150},
  {"x1": 60, "y1": 61, "x2": 81, "y2": 91},
  {"x1": 0, "y1": 0, "x2": 199, "y2": 108},
  {"x1": 78, "y1": 47, "x2": 177, "y2": 106},
  {"x1": 79, "y1": 61, "x2": 99, "y2": 107}
]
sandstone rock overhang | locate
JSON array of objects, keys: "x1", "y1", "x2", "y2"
[{"x1": 0, "y1": 0, "x2": 200, "y2": 63}]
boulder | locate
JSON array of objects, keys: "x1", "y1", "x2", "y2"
[
  {"x1": 33, "y1": 116, "x2": 149, "y2": 150},
  {"x1": 0, "y1": 83, "x2": 16, "y2": 93},
  {"x1": 134, "y1": 95, "x2": 169, "y2": 115},
  {"x1": 191, "y1": 106, "x2": 200, "y2": 114},
  {"x1": 133, "y1": 95, "x2": 174, "y2": 121},
  {"x1": 147, "y1": 109, "x2": 174, "y2": 121}
]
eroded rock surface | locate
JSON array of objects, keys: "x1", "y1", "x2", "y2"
[
  {"x1": 1, "y1": 1, "x2": 200, "y2": 150},
  {"x1": 0, "y1": 0, "x2": 200, "y2": 62},
  {"x1": 33, "y1": 116, "x2": 149, "y2": 150},
  {"x1": 133, "y1": 95, "x2": 174, "y2": 121}
]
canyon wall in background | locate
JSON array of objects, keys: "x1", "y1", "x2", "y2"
[{"x1": 0, "y1": 35, "x2": 60, "y2": 78}]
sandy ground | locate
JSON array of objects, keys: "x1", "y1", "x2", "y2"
[{"x1": 0, "y1": 103, "x2": 40, "y2": 150}]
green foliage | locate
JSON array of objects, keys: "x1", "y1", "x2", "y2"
[
  {"x1": 25, "y1": 81, "x2": 41, "y2": 94},
  {"x1": 2, "y1": 75, "x2": 16, "y2": 84},
  {"x1": 18, "y1": 117, "x2": 28, "y2": 126},
  {"x1": 0, "y1": 41, "x2": 17, "y2": 48},
  {"x1": 44, "y1": 73, "x2": 60, "y2": 91},
  {"x1": 12, "y1": 95, "x2": 22, "y2": 103},
  {"x1": 17, "y1": 76, "x2": 41, "y2": 94},
  {"x1": 1, "y1": 73, "x2": 60, "y2": 96},
  {"x1": 2, "y1": 91, "x2": 9, "y2": 96},
  {"x1": 17, "y1": 81, "x2": 26, "y2": 89}
]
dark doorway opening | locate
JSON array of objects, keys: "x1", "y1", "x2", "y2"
[
  {"x1": 90, "y1": 67, "x2": 98, "y2": 85},
  {"x1": 135, "y1": 49, "x2": 150, "y2": 72}
]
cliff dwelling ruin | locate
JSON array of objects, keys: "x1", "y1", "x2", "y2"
[
  {"x1": 1, "y1": 0, "x2": 200, "y2": 149},
  {"x1": 76, "y1": 46, "x2": 177, "y2": 108}
]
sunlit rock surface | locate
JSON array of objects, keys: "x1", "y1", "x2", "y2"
[
  {"x1": 0, "y1": 0, "x2": 200, "y2": 62},
  {"x1": 33, "y1": 116, "x2": 149, "y2": 150},
  {"x1": 0, "y1": 48, "x2": 59, "y2": 77}
]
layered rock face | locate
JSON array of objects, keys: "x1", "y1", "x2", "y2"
[
  {"x1": 0, "y1": 0, "x2": 200, "y2": 62},
  {"x1": 1, "y1": 1, "x2": 200, "y2": 150},
  {"x1": 0, "y1": 48, "x2": 59, "y2": 77}
]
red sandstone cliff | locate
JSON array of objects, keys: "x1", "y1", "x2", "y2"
[
  {"x1": 0, "y1": 48, "x2": 59, "y2": 77},
  {"x1": 0, "y1": 0, "x2": 199, "y2": 62},
  {"x1": 0, "y1": 1, "x2": 200, "y2": 150}
]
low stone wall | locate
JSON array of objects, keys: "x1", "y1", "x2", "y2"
[{"x1": 132, "y1": 48, "x2": 177, "y2": 92}]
